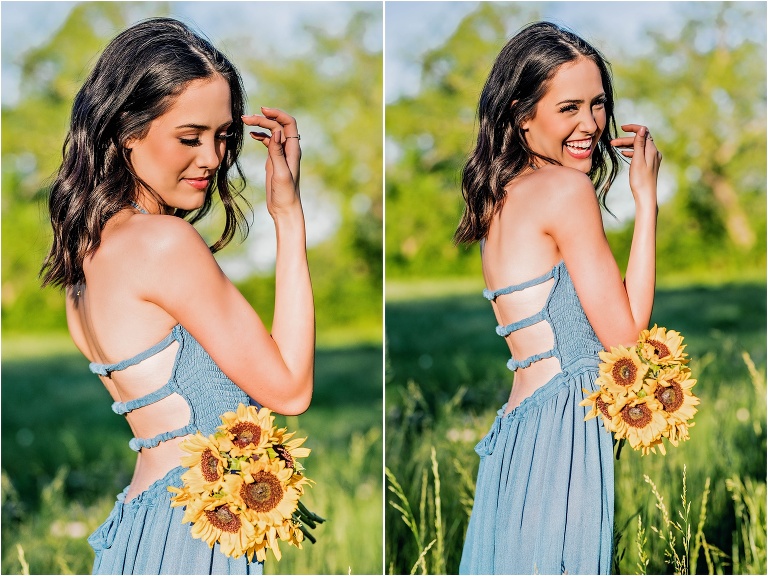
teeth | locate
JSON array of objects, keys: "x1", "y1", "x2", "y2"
[{"x1": 566, "y1": 141, "x2": 591, "y2": 150}]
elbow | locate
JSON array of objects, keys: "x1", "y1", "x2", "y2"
[
  {"x1": 270, "y1": 376, "x2": 313, "y2": 416},
  {"x1": 279, "y1": 390, "x2": 313, "y2": 416}
]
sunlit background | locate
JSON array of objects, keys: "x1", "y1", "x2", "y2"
[
  {"x1": 385, "y1": 2, "x2": 766, "y2": 574},
  {"x1": 2, "y1": 2, "x2": 382, "y2": 574}
]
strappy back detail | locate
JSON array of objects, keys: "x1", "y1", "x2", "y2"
[
  {"x1": 483, "y1": 260, "x2": 603, "y2": 375},
  {"x1": 89, "y1": 324, "x2": 251, "y2": 452},
  {"x1": 483, "y1": 262, "x2": 561, "y2": 372},
  {"x1": 89, "y1": 330, "x2": 177, "y2": 378}
]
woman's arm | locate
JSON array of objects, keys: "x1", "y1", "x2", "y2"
[
  {"x1": 542, "y1": 125, "x2": 660, "y2": 349},
  {"x1": 140, "y1": 109, "x2": 314, "y2": 415}
]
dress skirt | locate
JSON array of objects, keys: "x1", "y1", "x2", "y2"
[
  {"x1": 459, "y1": 358, "x2": 614, "y2": 575},
  {"x1": 89, "y1": 466, "x2": 264, "y2": 575}
]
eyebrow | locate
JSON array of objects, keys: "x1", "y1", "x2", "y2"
[
  {"x1": 556, "y1": 93, "x2": 607, "y2": 106},
  {"x1": 174, "y1": 121, "x2": 233, "y2": 131}
]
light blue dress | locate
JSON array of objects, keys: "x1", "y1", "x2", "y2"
[
  {"x1": 459, "y1": 260, "x2": 614, "y2": 575},
  {"x1": 87, "y1": 324, "x2": 263, "y2": 575}
]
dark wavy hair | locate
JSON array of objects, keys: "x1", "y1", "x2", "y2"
[
  {"x1": 454, "y1": 21, "x2": 621, "y2": 244},
  {"x1": 41, "y1": 17, "x2": 249, "y2": 288}
]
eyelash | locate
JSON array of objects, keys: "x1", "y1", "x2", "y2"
[
  {"x1": 179, "y1": 133, "x2": 233, "y2": 147},
  {"x1": 559, "y1": 98, "x2": 607, "y2": 114}
]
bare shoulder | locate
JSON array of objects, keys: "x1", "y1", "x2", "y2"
[
  {"x1": 521, "y1": 166, "x2": 596, "y2": 203},
  {"x1": 102, "y1": 213, "x2": 212, "y2": 263},
  {"x1": 503, "y1": 166, "x2": 599, "y2": 225}
]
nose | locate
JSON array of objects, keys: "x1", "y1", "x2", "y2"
[
  {"x1": 196, "y1": 139, "x2": 224, "y2": 171},
  {"x1": 579, "y1": 107, "x2": 599, "y2": 135}
]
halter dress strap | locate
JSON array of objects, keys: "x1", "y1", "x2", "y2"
[{"x1": 130, "y1": 201, "x2": 149, "y2": 214}]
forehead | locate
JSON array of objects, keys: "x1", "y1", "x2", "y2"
[
  {"x1": 544, "y1": 57, "x2": 604, "y2": 98},
  {"x1": 156, "y1": 75, "x2": 233, "y2": 126}
]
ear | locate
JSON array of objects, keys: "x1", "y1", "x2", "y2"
[{"x1": 511, "y1": 100, "x2": 530, "y2": 132}]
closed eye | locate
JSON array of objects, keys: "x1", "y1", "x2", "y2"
[{"x1": 180, "y1": 137, "x2": 202, "y2": 147}]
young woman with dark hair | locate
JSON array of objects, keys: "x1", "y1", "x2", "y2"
[
  {"x1": 456, "y1": 22, "x2": 661, "y2": 574},
  {"x1": 41, "y1": 17, "x2": 313, "y2": 574}
]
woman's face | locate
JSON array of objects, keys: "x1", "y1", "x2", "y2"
[
  {"x1": 127, "y1": 75, "x2": 233, "y2": 212},
  {"x1": 521, "y1": 57, "x2": 607, "y2": 173}
]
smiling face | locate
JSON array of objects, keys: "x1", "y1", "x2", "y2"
[
  {"x1": 126, "y1": 75, "x2": 233, "y2": 212},
  {"x1": 521, "y1": 57, "x2": 607, "y2": 173}
]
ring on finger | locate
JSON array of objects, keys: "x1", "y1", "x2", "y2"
[{"x1": 285, "y1": 135, "x2": 301, "y2": 140}]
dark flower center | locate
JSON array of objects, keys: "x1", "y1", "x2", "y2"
[
  {"x1": 200, "y1": 449, "x2": 220, "y2": 482},
  {"x1": 596, "y1": 396, "x2": 611, "y2": 420},
  {"x1": 273, "y1": 444, "x2": 295, "y2": 468},
  {"x1": 612, "y1": 358, "x2": 637, "y2": 386},
  {"x1": 241, "y1": 471, "x2": 284, "y2": 512},
  {"x1": 621, "y1": 403, "x2": 652, "y2": 428},
  {"x1": 648, "y1": 339, "x2": 670, "y2": 358},
  {"x1": 230, "y1": 422, "x2": 262, "y2": 449},
  {"x1": 204, "y1": 506, "x2": 241, "y2": 533},
  {"x1": 655, "y1": 381, "x2": 684, "y2": 412}
]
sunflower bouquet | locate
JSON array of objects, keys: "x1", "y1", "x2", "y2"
[
  {"x1": 168, "y1": 404, "x2": 324, "y2": 562},
  {"x1": 580, "y1": 325, "x2": 700, "y2": 456}
]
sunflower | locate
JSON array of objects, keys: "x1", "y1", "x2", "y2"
[
  {"x1": 218, "y1": 404, "x2": 274, "y2": 457},
  {"x1": 598, "y1": 345, "x2": 648, "y2": 396},
  {"x1": 610, "y1": 395, "x2": 669, "y2": 452},
  {"x1": 580, "y1": 387, "x2": 615, "y2": 430},
  {"x1": 175, "y1": 435, "x2": 230, "y2": 494},
  {"x1": 183, "y1": 494, "x2": 257, "y2": 560},
  {"x1": 268, "y1": 432, "x2": 312, "y2": 472},
  {"x1": 232, "y1": 458, "x2": 305, "y2": 527},
  {"x1": 638, "y1": 325, "x2": 688, "y2": 365},
  {"x1": 649, "y1": 366, "x2": 700, "y2": 426}
]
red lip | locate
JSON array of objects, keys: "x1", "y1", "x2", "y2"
[{"x1": 183, "y1": 177, "x2": 210, "y2": 190}]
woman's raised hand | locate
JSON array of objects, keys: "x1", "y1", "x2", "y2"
[
  {"x1": 610, "y1": 124, "x2": 662, "y2": 210},
  {"x1": 242, "y1": 107, "x2": 302, "y2": 218}
]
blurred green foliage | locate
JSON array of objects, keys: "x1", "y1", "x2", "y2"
[
  {"x1": 1, "y1": 1, "x2": 383, "y2": 342},
  {"x1": 385, "y1": 1, "x2": 766, "y2": 283}
]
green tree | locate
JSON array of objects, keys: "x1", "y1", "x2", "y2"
[{"x1": 614, "y1": 1, "x2": 766, "y2": 277}]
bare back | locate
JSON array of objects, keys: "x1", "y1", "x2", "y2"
[
  {"x1": 481, "y1": 168, "x2": 576, "y2": 414},
  {"x1": 67, "y1": 209, "x2": 192, "y2": 500}
]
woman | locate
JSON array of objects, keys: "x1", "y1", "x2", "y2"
[
  {"x1": 40, "y1": 18, "x2": 313, "y2": 574},
  {"x1": 455, "y1": 22, "x2": 661, "y2": 574}
]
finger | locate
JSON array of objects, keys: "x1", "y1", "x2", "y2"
[
  {"x1": 260, "y1": 107, "x2": 301, "y2": 168},
  {"x1": 243, "y1": 115, "x2": 284, "y2": 132},
  {"x1": 267, "y1": 129, "x2": 293, "y2": 182},
  {"x1": 260, "y1": 107, "x2": 298, "y2": 131},
  {"x1": 632, "y1": 126, "x2": 648, "y2": 161},
  {"x1": 249, "y1": 132, "x2": 271, "y2": 148},
  {"x1": 619, "y1": 123, "x2": 645, "y2": 134},
  {"x1": 610, "y1": 137, "x2": 636, "y2": 147}
]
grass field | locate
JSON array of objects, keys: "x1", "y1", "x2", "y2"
[
  {"x1": 385, "y1": 281, "x2": 766, "y2": 575},
  {"x1": 1, "y1": 333, "x2": 383, "y2": 575}
]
